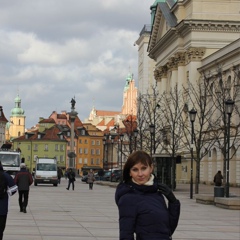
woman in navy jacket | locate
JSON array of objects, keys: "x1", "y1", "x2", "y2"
[{"x1": 115, "y1": 150, "x2": 180, "y2": 240}]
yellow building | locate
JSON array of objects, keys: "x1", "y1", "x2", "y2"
[{"x1": 77, "y1": 123, "x2": 104, "y2": 175}]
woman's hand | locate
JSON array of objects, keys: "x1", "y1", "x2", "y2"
[{"x1": 158, "y1": 183, "x2": 177, "y2": 203}]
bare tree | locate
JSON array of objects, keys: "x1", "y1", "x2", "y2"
[
  {"x1": 159, "y1": 85, "x2": 187, "y2": 189},
  {"x1": 136, "y1": 85, "x2": 162, "y2": 155},
  {"x1": 183, "y1": 74, "x2": 221, "y2": 194},
  {"x1": 208, "y1": 66, "x2": 240, "y2": 190}
]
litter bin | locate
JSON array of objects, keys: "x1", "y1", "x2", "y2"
[{"x1": 214, "y1": 186, "x2": 224, "y2": 197}]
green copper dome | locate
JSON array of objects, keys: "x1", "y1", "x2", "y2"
[
  {"x1": 124, "y1": 72, "x2": 133, "y2": 92},
  {"x1": 11, "y1": 94, "x2": 25, "y2": 116}
]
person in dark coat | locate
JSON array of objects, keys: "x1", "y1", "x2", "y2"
[
  {"x1": 66, "y1": 168, "x2": 75, "y2": 191},
  {"x1": 14, "y1": 163, "x2": 33, "y2": 213},
  {"x1": 115, "y1": 150, "x2": 180, "y2": 240},
  {"x1": 214, "y1": 170, "x2": 223, "y2": 186},
  {"x1": 57, "y1": 167, "x2": 63, "y2": 184},
  {"x1": 0, "y1": 163, "x2": 18, "y2": 240}
]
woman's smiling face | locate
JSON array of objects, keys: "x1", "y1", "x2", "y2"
[{"x1": 130, "y1": 162, "x2": 153, "y2": 185}]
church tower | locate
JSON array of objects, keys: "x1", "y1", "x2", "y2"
[
  {"x1": 7, "y1": 94, "x2": 26, "y2": 140},
  {"x1": 121, "y1": 72, "x2": 137, "y2": 116}
]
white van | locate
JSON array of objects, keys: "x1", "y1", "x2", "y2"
[{"x1": 34, "y1": 158, "x2": 58, "y2": 186}]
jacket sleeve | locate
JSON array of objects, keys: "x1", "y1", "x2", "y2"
[
  {"x1": 168, "y1": 199, "x2": 181, "y2": 235},
  {"x1": 29, "y1": 173, "x2": 33, "y2": 185},
  {"x1": 117, "y1": 195, "x2": 136, "y2": 240},
  {"x1": 6, "y1": 174, "x2": 18, "y2": 196}
]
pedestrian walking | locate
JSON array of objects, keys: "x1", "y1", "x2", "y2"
[
  {"x1": 87, "y1": 169, "x2": 95, "y2": 190},
  {"x1": 14, "y1": 163, "x2": 33, "y2": 213},
  {"x1": 214, "y1": 170, "x2": 223, "y2": 186},
  {"x1": 0, "y1": 162, "x2": 18, "y2": 240},
  {"x1": 57, "y1": 167, "x2": 63, "y2": 184},
  {"x1": 115, "y1": 150, "x2": 180, "y2": 240},
  {"x1": 66, "y1": 168, "x2": 75, "y2": 190}
]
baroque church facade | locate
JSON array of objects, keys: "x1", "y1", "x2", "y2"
[{"x1": 137, "y1": 0, "x2": 240, "y2": 186}]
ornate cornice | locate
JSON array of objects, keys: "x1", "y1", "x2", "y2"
[{"x1": 185, "y1": 47, "x2": 206, "y2": 63}]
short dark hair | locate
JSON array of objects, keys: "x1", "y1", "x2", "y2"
[{"x1": 123, "y1": 150, "x2": 153, "y2": 182}]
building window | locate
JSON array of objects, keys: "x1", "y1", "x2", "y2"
[
  {"x1": 81, "y1": 129, "x2": 85, "y2": 135},
  {"x1": 84, "y1": 158, "x2": 88, "y2": 164},
  {"x1": 91, "y1": 140, "x2": 95, "y2": 145},
  {"x1": 60, "y1": 155, "x2": 64, "y2": 162},
  {"x1": 91, "y1": 158, "x2": 94, "y2": 164},
  {"x1": 55, "y1": 144, "x2": 59, "y2": 151},
  {"x1": 79, "y1": 148, "x2": 83, "y2": 154},
  {"x1": 79, "y1": 139, "x2": 82, "y2": 143},
  {"x1": 60, "y1": 144, "x2": 64, "y2": 151},
  {"x1": 34, "y1": 144, "x2": 38, "y2": 151},
  {"x1": 96, "y1": 158, "x2": 100, "y2": 165},
  {"x1": 44, "y1": 144, "x2": 48, "y2": 151},
  {"x1": 208, "y1": 150, "x2": 212, "y2": 157},
  {"x1": 96, "y1": 149, "x2": 100, "y2": 155},
  {"x1": 96, "y1": 140, "x2": 100, "y2": 146},
  {"x1": 84, "y1": 139, "x2": 88, "y2": 144},
  {"x1": 84, "y1": 148, "x2": 88, "y2": 154},
  {"x1": 38, "y1": 134, "x2": 41, "y2": 139},
  {"x1": 28, "y1": 145, "x2": 30, "y2": 150},
  {"x1": 78, "y1": 158, "x2": 82, "y2": 164},
  {"x1": 91, "y1": 149, "x2": 95, "y2": 155}
]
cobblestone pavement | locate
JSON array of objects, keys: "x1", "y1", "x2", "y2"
[{"x1": 4, "y1": 179, "x2": 240, "y2": 240}]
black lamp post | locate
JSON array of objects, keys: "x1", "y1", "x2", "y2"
[
  {"x1": 104, "y1": 133, "x2": 109, "y2": 169},
  {"x1": 133, "y1": 129, "x2": 139, "y2": 151},
  {"x1": 189, "y1": 108, "x2": 197, "y2": 199},
  {"x1": 110, "y1": 134, "x2": 114, "y2": 182},
  {"x1": 103, "y1": 138, "x2": 106, "y2": 170},
  {"x1": 225, "y1": 98, "x2": 234, "y2": 198},
  {"x1": 119, "y1": 133, "x2": 124, "y2": 181},
  {"x1": 149, "y1": 124, "x2": 155, "y2": 157}
]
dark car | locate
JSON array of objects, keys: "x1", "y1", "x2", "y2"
[
  {"x1": 94, "y1": 170, "x2": 111, "y2": 181},
  {"x1": 81, "y1": 175, "x2": 88, "y2": 182},
  {"x1": 111, "y1": 169, "x2": 122, "y2": 182}
]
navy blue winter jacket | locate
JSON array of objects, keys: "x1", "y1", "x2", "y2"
[
  {"x1": 0, "y1": 171, "x2": 18, "y2": 215},
  {"x1": 115, "y1": 179, "x2": 180, "y2": 240}
]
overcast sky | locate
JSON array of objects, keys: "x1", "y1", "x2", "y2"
[{"x1": 0, "y1": 0, "x2": 152, "y2": 129}]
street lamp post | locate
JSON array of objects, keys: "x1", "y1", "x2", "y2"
[
  {"x1": 149, "y1": 124, "x2": 155, "y2": 157},
  {"x1": 119, "y1": 133, "x2": 124, "y2": 181},
  {"x1": 104, "y1": 134, "x2": 109, "y2": 169},
  {"x1": 103, "y1": 138, "x2": 106, "y2": 170},
  {"x1": 189, "y1": 108, "x2": 197, "y2": 199},
  {"x1": 133, "y1": 129, "x2": 138, "y2": 151},
  {"x1": 110, "y1": 134, "x2": 114, "y2": 182},
  {"x1": 225, "y1": 99, "x2": 234, "y2": 198}
]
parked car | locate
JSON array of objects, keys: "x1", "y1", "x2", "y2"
[
  {"x1": 81, "y1": 175, "x2": 88, "y2": 183},
  {"x1": 94, "y1": 170, "x2": 111, "y2": 181},
  {"x1": 111, "y1": 169, "x2": 122, "y2": 182}
]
